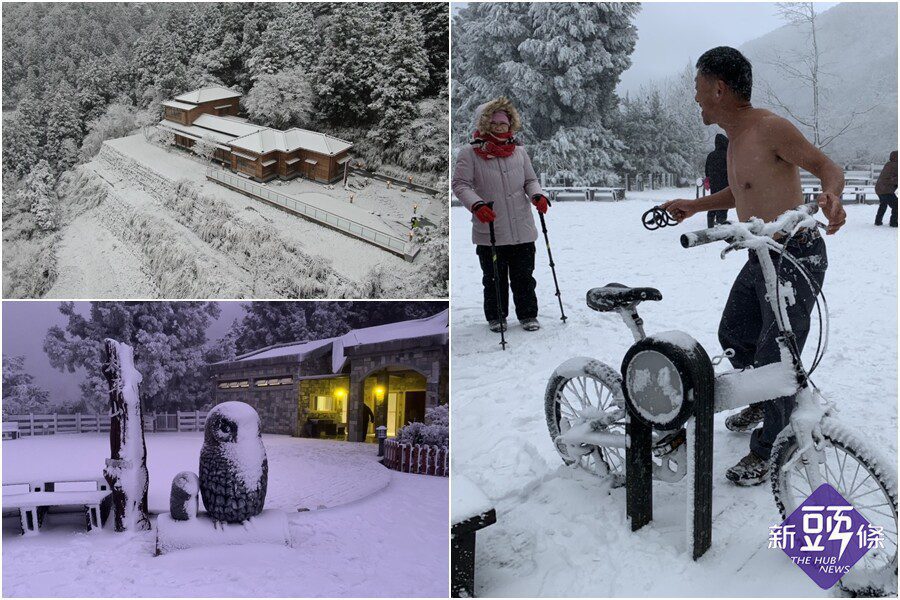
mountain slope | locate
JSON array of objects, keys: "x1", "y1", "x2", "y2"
[{"x1": 740, "y1": 2, "x2": 897, "y2": 163}]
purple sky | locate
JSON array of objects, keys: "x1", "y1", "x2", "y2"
[{"x1": 2, "y1": 301, "x2": 246, "y2": 402}]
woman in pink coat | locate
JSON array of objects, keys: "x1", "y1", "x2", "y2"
[{"x1": 452, "y1": 97, "x2": 549, "y2": 332}]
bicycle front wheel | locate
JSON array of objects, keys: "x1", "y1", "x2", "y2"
[{"x1": 770, "y1": 417, "x2": 898, "y2": 595}]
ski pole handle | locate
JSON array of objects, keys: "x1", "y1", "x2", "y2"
[{"x1": 486, "y1": 202, "x2": 497, "y2": 245}]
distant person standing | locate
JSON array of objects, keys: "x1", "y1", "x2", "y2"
[
  {"x1": 452, "y1": 97, "x2": 548, "y2": 333},
  {"x1": 705, "y1": 133, "x2": 730, "y2": 227},
  {"x1": 874, "y1": 150, "x2": 897, "y2": 227}
]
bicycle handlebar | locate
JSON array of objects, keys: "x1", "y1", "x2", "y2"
[{"x1": 680, "y1": 203, "x2": 820, "y2": 249}]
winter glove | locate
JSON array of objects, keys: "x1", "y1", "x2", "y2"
[
  {"x1": 472, "y1": 201, "x2": 496, "y2": 224},
  {"x1": 532, "y1": 194, "x2": 550, "y2": 214}
]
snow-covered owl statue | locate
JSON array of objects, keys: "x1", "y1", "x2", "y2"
[
  {"x1": 199, "y1": 401, "x2": 268, "y2": 524},
  {"x1": 170, "y1": 471, "x2": 199, "y2": 521}
]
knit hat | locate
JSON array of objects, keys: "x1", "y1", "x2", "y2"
[{"x1": 490, "y1": 111, "x2": 510, "y2": 125}]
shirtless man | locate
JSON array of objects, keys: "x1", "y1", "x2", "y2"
[{"x1": 661, "y1": 46, "x2": 847, "y2": 486}]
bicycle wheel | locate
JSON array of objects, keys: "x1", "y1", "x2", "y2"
[
  {"x1": 771, "y1": 417, "x2": 898, "y2": 595},
  {"x1": 544, "y1": 357, "x2": 627, "y2": 484}
]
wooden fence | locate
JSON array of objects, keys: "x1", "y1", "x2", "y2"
[
  {"x1": 3, "y1": 412, "x2": 209, "y2": 437},
  {"x1": 382, "y1": 439, "x2": 448, "y2": 476}
]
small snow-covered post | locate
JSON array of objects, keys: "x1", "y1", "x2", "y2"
[{"x1": 102, "y1": 339, "x2": 151, "y2": 532}]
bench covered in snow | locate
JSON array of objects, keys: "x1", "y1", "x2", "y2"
[
  {"x1": 2, "y1": 480, "x2": 111, "y2": 536},
  {"x1": 545, "y1": 186, "x2": 626, "y2": 202},
  {"x1": 2, "y1": 422, "x2": 19, "y2": 440},
  {"x1": 451, "y1": 475, "x2": 496, "y2": 598}
]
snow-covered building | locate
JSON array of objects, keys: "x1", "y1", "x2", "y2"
[
  {"x1": 159, "y1": 86, "x2": 353, "y2": 183},
  {"x1": 208, "y1": 310, "x2": 449, "y2": 443}
]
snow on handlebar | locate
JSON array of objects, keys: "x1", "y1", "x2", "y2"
[{"x1": 680, "y1": 203, "x2": 820, "y2": 249}]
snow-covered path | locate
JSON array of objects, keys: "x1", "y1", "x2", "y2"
[
  {"x1": 450, "y1": 198, "x2": 897, "y2": 597},
  {"x1": 47, "y1": 209, "x2": 159, "y2": 298},
  {"x1": 2, "y1": 434, "x2": 447, "y2": 597}
]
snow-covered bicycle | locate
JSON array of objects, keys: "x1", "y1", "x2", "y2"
[{"x1": 544, "y1": 204, "x2": 897, "y2": 593}]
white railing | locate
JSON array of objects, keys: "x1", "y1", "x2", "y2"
[
  {"x1": 3, "y1": 412, "x2": 209, "y2": 437},
  {"x1": 206, "y1": 168, "x2": 415, "y2": 259}
]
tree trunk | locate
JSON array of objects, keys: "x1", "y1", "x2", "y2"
[{"x1": 102, "y1": 339, "x2": 151, "y2": 532}]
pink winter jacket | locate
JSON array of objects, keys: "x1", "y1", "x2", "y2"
[{"x1": 452, "y1": 144, "x2": 544, "y2": 246}]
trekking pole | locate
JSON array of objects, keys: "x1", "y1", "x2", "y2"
[
  {"x1": 538, "y1": 199, "x2": 567, "y2": 323},
  {"x1": 486, "y1": 203, "x2": 508, "y2": 350}
]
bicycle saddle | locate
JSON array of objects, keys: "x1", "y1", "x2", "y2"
[{"x1": 586, "y1": 283, "x2": 662, "y2": 312}]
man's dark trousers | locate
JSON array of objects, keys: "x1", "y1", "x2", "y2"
[
  {"x1": 707, "y1": 210, "x2": 729, "y2": 228},
  {"x1": 718, "y1": 235, "x2": 827, "y2": 460},
  {"x1": 876, "y1": 193, "x2": 897, "y2": 227},
  {"x1": 476, "y1": 242, "x2": 538, "y2": 321}
]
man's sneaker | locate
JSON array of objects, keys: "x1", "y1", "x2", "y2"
[
  {"x1": 488, "y1": 319, "x2": 507, "y2": 333},
  {"x1": 725, "y1": 451, "x2": 769, "y2": 486},
  {"x1": 520, "y1": 318, "x2": 541, "y2": 332},
  {"x1": 725, "y1": 404, "x2": 765, "y2": 432}
]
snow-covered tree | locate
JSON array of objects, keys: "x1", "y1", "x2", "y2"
[
  {"x1": 312, "y1": 3, "x2": 383, "y2": 124},
  {"x1": 399, "y1": 96, "x2": 449, "y2": 174},
  {"x1": 452, "y1": 2, "x2": 640, "y2": 184},
  {"x1": 1, "y1": 355, "x2": 50, "y2": 416},
  {"x1": 19, "y1": 160, "x2": 58, "y2": 231},
  {"x1": 80, "y1": 103, "x2": 138, "y2": 160},
  {"x1": 243, "y1": 68, "x2": 314, "y2": 130},
  {"x1": 43, "y1": 302, "x2": 221, "y2": 412},
  {"x1": 192, "y1": 134, "x2": 218, "y2": 165},
  {"x1": 2, "y1": 92, "x2": 47, "y2": 179},
  {"x1": 411, "y1": 213, "x2": 449, "y2": 298},
  {"x1": 368, "y1": 13, "x2": 431, "y2": 151},
  {"x1": 246, "y1": 4, "x2": 317, "y2": 81}
]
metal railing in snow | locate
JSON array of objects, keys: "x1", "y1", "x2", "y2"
[
  {"x1": 2, "y1": 412, "x2": 209, "y2": 437},
  {"x1": 206, "y1": 168, "x2": 416, "y2": 260}
]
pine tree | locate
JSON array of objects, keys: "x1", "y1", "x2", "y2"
[
  {"x1": 2, "y1": 92, "x2": 47, "y2": 179},
  {"x1": 43, "y1": 301, "x2": 221, "y2": 412},
  {"x1": 312, "y1": 3, "x2": 383, "y2": 124},
  {"x1": 452, "y1": 2, "x2": 640, "y2": 184},
  {"x1": 368, "y1": 13, "x2": 431, "y2": 154},
  {"x1": 19, "y1": 160, "x2": 58, "y2": 231},
  {"x1": 2, "y1": 355, "x2": 50, "y2": 416}
]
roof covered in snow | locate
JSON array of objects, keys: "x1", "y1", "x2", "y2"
[
  {"x1": 174, "y1": 86, "x2": 242, "y2": 104},
  {"x1": 192, "y1": 114, "x2": 267, "y2": 139},
  {"x1": 163, "y1": 100, "x2": 196, "y2": 111},
  {"x1": 214, "y1": 310, "x2": 448, "y2": 373},
  {"x1": 229, "y1": 128, "x2": 353, "y2": 156}
]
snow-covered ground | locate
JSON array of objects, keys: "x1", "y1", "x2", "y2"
[
  {"x1": 450, "y1": 196, "x2": 897, "y2": 597},
  {"x1": 2, "y1": 434, "x2": 448, "y2": 597}
]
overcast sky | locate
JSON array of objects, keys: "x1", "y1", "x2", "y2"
[
  {"x1": 452, "y1": 2, "x2": 838, "y2": 94},
  {"x1": 2, "y1": 302, "x2": 246, "y2": 403}
]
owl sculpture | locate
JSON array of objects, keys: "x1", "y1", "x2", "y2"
[
  {"x1": 170, "y1": 471, "x2": 199, "y2": 521},
  {"x1": 199, "y1": 401, "x2": 268, "y2": 524}
]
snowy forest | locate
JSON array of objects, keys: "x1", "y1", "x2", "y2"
[
  {"x1": 451, "y1": 2, "x2": 897, "y2": 187},
  {"x1": 2, "y1": 301, "x2": 447, "y2": 416},
  {"x1": 2, "y1": 2, "x2": 449, "y2": 299}
]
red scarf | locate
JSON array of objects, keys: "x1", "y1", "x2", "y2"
[{"x1": 473, "y1": 130, "x2": 517, "y2": 160}]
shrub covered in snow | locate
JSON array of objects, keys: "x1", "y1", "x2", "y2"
[
  {"x1": 396, "y1": 405, "x2": 449, "y2": 447},
  {"x1": 1, "y1": 355, "x2": 50, "y2": 416},
  {"x1": 80, "y1": 103, "x2": 138, "y2": 161}
]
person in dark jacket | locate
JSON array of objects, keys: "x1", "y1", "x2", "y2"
[
  {"x1": 705, "y1": 133, "x2": 730, "y2": 227},
  {"x1": 875, "y1": 150, "x2": 897, "y2": 227}
]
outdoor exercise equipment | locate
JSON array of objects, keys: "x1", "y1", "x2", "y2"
[{"x1": 544, "y1": 205, "x2": 897, "y2": 592}]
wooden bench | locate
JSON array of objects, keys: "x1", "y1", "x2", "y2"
[
  {"x1": 451, "y1": 476, "x2": 497, "y2": 597},
  {"x1": 2, "y1": 480, "x2": 111, "y2": 536}
]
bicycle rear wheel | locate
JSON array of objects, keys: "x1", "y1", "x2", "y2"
[
  {"x1": 770, "y1": 417, "x2": 898, "y2": 595},
  {"x1": 544, "y1": 357, "x2": 627, "y2": 484}
]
